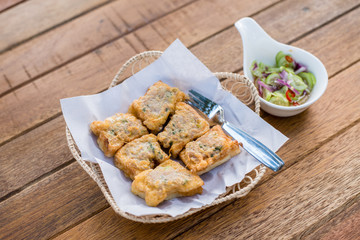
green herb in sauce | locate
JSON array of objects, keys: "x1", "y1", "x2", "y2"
[{"x1": 251, "y1": 51, "x2": 316, "y2": 106}]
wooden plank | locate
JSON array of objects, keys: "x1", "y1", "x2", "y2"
[
  {"x1": 305, "y1": 196, "x2": 360, "y2": 240},
  {"x1": 0, "y1": 0, "x2": 25, "y2": 12},
  {"x1": 53, "y1": 198, "x2": 232, "y2": 240},
  {"x1": 0, "y1": 0, "x2": 277, "y2": 95},
  {"x1": 0, "y1": 163, "x2": 108, "y2": 240},
  {"x1": 50, "y1": 57, "x2": 360, "y2": 240},
  {"x1": 0, "y1": 0, "x2": 278, "y2": 203},
  {"x1": 175, "y1": 124, "x2": 360, "y2": 239},
  {"x1": 0, "y1": 0, "x2": 113, "y2": 52},
  {"x1": 0, "y1": 0, "x2": 358, "y2": 222},
  {"x1": 0, "y1": 3, "x2": 359, "y2": 239},
  {"x1": 0, "y1": 117, "x2": 73, "y2": 198},
  {"x1": 0, "y1": 0, "x2": 195, "y2": 95},
  {"x1": 1, "y1": 0, "x2": 359, "y2": 146},
  {"x1": 190, "y1": 0, "x2": 360, "y2": 73},
  {"x1": 130, "y1": 0, "x2": 278, "y2": 49},
  {"x1": 0, "y1": 37, "x2": 137, "y2": 144},
  {"x1": 0, "y1": 0, "x2": 279, "y2": 144},
  {"x1": 0, "y1": 0, "x2": 356, "y2": 202}
]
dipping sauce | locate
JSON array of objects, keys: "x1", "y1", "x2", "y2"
[{"x1": 251, "y1": 51, "x2": 316, "y2": 106}]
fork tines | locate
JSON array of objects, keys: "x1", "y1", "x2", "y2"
[
  {"x1": 187, "y1": 90, "x2": 219, "y2": 118},
  {"x1": 189, "y1": 90, "x2": 211, "y2": 104}
]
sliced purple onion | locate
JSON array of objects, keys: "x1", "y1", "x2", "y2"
[
  {"x1": 262, "y1": 73, "x2": 270, "y2": 78},
  {"x1": 295, "y1": 66, "x2": 306, "y2": 74},
  {"x1": 297, "y1": 92, "x2": 307, "y2": 101},
  {"x1": 258, "y1": 84, "x2": 263, "y2": 97},
  {"x1": 275, "y1": 78, "x2": 300, "y2": 95},
  {"x1": 279, "y1": 70, "x2": 288, "y2": 80},
  {"x1": 294, "y1": 61, "x2": 308, "y2": 73},
  {"x1": 258, "y1": 80, "x2": 274, "y2": 92},
  {"x1": 253, "y1": 62, "x2": 258, "y2": 71}
]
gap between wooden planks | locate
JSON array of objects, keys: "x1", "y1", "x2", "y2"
[
  {"x1": 0, "y1": 0, "x2": 359, "y2": 146},
  {"x1": 0, "y1": 0, "x2": 197, "y2": 95},
  {"x1": 0, "y1": 0, "x2": 358, "y2": 214},
  {"x1": 1, "y1": 29, "x2": 360, "y2": 240},
  {"x1": 0, "y1": 0, "x2": 357, "y2": 200},
  {"x1": 174, "y1": 124, "x2": 360, "y2": 240},
  {"x1": 0, "y1": 0, "x2": 272, "y2": 95},
  {"x1": 0, "y1": 0, "x2": 282, "y2": 144},
  {"x1": 304, "y1": 193, "x2": 360, "y2": 240},
  {"x1": 0, "y1": 0, "x2": 25, "y2": 13},
  {"x1": 0, "y1": 0, "x2": 360, "y2": 237},
  {"x1": 51, "y1": 56, "x2": 360, "y2": 239},
  {"x1": 53, "y1": 124, "x2": 360, "y2": 240},
  {"x1": 54, "y1": 7, "x2": 359, "y2": 237},
  {"x1": 0, "y1": 0, "x2": 116, "y2": 53},
  {"x1": 0, "y1": 0, "x2": 281, "y2": 199}
]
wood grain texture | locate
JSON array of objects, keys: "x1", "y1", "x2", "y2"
[
  {"x1": 54, "y1": 198, "x2": 233, "y2": 240},
  {"x1": 129, "y1": 0, "x2": 278, "y2": 50},
  {"x1": 0, "y1": 117, "x2": 72, "y2": 198},
  {"x1": 0, "y1": 38, "x2": 137, "y2": 144},
  {"x1": 0, "y1": 0, "x2": 113, "y2": 52},
  {"x1": 191, "y1": 0, "x2": 359, "y2": 73},
  {"x1": 0, "y1": 0, "x2": 278, "y2": 96},
  {"x1": 51, "y1": 56, "x2": 360, "y2": 240},
  {"x1": 0, "y1": 0, "x2": 279, "y2": 144},
  {"x1": 0, "y1": 2, "x2": 359, "y2": 240},
  {"x1": 305, "y1": 195, "x2": 360, "y2": 240},
  {"x1": 0, "y1": 0, "x2": 195, "y2": 95},
  {"x1": 0, "y1": 0, "x2": 25, "y2": 12},
  {"x1": 0, "y1": 0, "x2": 358, "y2": 234},
  {"x1": 1, "y1": 0, "x2": 359, "y2": 146},
  {"x1": 0, "y1": 0, "x2": 356, "y2": 206},
  {"x1": 0, "y1": 163, "x2": 108, "y2": 240},
  {"x1": 259, "y1": 65, "x2": 360, "y2": 184},
  {"x1": 176, "y1": 123, "x2": 360, "y2": 239}
]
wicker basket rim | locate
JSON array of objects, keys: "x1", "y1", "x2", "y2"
[{"x1": 65, "y1": 50, "x2": 266, "y2": 223}]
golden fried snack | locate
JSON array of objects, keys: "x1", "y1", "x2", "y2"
[
  {"x1": 90, "y1": 113, "x2": 148, "y2": 157},
  {"x1": 131, "y1": 160, "x2": 204, "y2": 207},
  {"x1": 128, "y1": 81, "x2": 187, "y2": 133},
  {"x1": 180, "y1": 125, "x2": 241, "y2": 175},
  {"x1": 157, "y1": 102, "x2": 210, "y2": 158},
  {"x1": 114, "y1": 134, "x2": 169, "y2": 180}
]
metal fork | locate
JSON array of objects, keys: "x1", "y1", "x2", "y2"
[{"x1": 187, "y1": 89, "x2": 284, "y2": 171}]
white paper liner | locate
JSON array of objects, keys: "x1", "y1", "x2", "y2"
[{"x1": 60, "y1": 39, "x2": 288, "y2": 217}]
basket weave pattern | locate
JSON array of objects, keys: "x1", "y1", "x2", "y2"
[{"x1": 66, "y1": 51, "x2": 266, "y2": 223}]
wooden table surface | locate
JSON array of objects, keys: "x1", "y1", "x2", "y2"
[{"x1": 1, "y1": 0, "x2": 359, "y2": 239}]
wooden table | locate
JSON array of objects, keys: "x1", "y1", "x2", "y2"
[{"x1": 1, "y1": 0, "x2": 359, "y2": 239}]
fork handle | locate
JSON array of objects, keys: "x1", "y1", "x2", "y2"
[{"x1": 222, "y1": 122, "x2": 284, "y2": 171}]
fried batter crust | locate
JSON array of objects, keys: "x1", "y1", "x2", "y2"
[
  {"x1": 114, "y1": 134, "x2": 169, "y2": 180},
  {"x1": 180, "y1": 125, "x2": 241, "y2": 175},
  {"x1": 90, "y1": 113, "x2": 148, "y2": 157},
  {"x1": 157, "y1": 102, "x2": 210, "y2": 158},
  {"x1": 131, "y1": 160, "x2": 204, "y2": 207},
  {"x1": 129, "y1": 81, "x2": 187, "y2": 133}
]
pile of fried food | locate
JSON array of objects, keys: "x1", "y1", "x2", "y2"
[{"x1": 90, "y1": 81, "x2": 241, "y2": 207}]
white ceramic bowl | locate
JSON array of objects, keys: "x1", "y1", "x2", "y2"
[{"x1": 235, "y1": 17, "x2": 328, "y2": 117}]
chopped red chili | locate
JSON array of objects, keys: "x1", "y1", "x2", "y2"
[
  {"x1": 285, "y1": 55, "x2": 293, "y2": 63},
  {"x1": 286, "y1": 89, "x2": 295, "y2": 102},
  {"x1": 286, "y1": 89, "x2": 300, "y2": 105}
]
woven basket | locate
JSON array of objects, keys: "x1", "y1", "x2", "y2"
[{"x1": 66, "y1": 51, "x2": 266, "y2": 223}]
